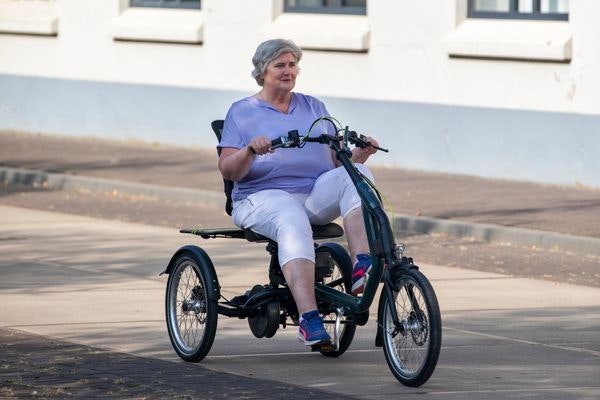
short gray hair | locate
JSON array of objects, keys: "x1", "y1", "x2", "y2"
[{"x1": 251, "y1": 39, "x2": 302, "y2": 86}]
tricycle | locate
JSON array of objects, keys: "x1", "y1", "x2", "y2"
[{"x1": 162, "y1": 117, "x2": 442, "y2": 387}]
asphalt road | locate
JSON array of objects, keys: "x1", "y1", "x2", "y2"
[{"x1": 1, "y1": 205, "x2": 599, "y2": 399}]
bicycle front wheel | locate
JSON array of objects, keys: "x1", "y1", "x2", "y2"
[
  {"x1": 165, "y1": 252, "x2": 218, "y2": 362},
  {"x1": 381, "y1": 268, "x2": 441, "y2": 387}
]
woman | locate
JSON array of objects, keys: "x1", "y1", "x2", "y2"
[{"x1": 218, "y1": 39, "x2": 378, "y2": 346}]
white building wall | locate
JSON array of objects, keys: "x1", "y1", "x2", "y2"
[{"x1": 1, "y1": 0, "x2": 599, "y2": 186}]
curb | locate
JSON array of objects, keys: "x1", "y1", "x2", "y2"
[
  {"x1": 3, "y1": 166, "x2": 600, "y2": 257},
  {"x1": 0, "y1": 166, "x2": 224, "y2": 207},
  {"x1": 393, "y1": 214, "x2": 600, "y2": 258}
]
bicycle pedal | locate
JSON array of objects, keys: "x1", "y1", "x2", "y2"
[{"x1": 310, "y1": 342, "x2": 333, "y2": 352}]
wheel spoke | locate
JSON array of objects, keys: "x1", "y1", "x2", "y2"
[
  {"x1": 322, "y1": 261, "x2": 346, "y2": 338},
  {"x1": 172, "y1": 263, "x2": 206, "y2": 351},
  {"x1": 314, "y1": 244, "x2": 356, "y2": 357}
]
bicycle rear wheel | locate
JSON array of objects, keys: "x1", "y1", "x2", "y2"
[
  {"x1": 381, "y1": 268, "x2": 441, "y2": 387},
  {"x1": 315, "y1": 243, "x2": 356, "y2": 357},
  {"x1": 165, "y1": 251, "x2": 218, "y2": 362}
]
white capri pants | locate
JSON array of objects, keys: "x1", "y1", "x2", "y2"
[{"x1": 232, "y1": 164, "x2": 374, "y2": 268}]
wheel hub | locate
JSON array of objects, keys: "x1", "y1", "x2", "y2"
[
  {"x1": 401, "y1": 310, "x2": 428, "y2": 346},
  {"x1": 180, "y1": 286, "x2": 208, "y2": 321}
]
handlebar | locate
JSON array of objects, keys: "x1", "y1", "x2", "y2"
[{"x1": 270, "y1": 128, "x2": 389, "y2": 153}]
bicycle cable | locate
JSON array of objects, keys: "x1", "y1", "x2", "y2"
[
  {"x1": 305, "y1": 116, "x2": 397, "y2": 231},
  {"x1": 305, "y1": 116, "x2": 343, "y2": 140}
]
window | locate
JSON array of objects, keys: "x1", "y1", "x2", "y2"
[
  {"x1": 113, "y1": 0, "x2": 203, "y2": 44},
  {"x1": 0, "y1": 0, "x2": 58, "y2": 36},
  {"x1": 468, "y1": 0, "x2": 568, "y2": 20},
  {"x1": 284, "y1": 0, "x2": 366, "y2": 15},
  {"x1": 266, "y1": 0, "x2": 369, "y2": 52},
  {"x1": 130, "y1": 0, "x2": 200, "y2": 9},
  {"x1": 444, "y1": 0, "x2": 572, "y2": 61}
]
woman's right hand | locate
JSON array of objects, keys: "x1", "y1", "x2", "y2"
[{"x1": 248, "y1": 135, "x2": 272, "y2": 155}]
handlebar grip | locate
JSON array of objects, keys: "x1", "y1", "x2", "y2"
[
  {"x1": 271, "y1": 137, "x2": 284, "y2": 149},
  {"x1": 248, "y1": 137, "x2": 286, "y2": 154}
]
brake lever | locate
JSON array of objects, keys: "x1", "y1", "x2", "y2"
[{"x1": 349, "y1": 131, "x2": 389, "y2": 153}]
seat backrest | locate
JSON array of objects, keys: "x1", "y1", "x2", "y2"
[{"x1": 211, "y1": 120, "x2": 234, "y2": 216}]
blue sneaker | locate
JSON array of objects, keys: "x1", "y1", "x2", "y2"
[
  {"x1": 297, "y1": 310, "x2": 331, "y2": 346},
  {"x1": 351, "y1": 253, "x2": 372, "y2": 296}
]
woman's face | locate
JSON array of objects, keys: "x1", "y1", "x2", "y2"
[{"x1": 262, "y1": 52, "x2": 297, "y2": 93}]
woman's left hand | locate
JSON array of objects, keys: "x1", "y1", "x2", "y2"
[{"x1": 351, "y1": 136, "x2": 379, "y2": 164}]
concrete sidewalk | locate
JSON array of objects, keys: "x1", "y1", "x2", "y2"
[
  {"x1": 1, "y1": 205, "x2": 599, "y2": 399},
  {"x1": 2, "y1": 131, "x2": 600, "y2": 256}
]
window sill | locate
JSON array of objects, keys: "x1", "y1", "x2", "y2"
[
  {"x1": 442, "y1": 19, "x2": 572, "y2": 62},
  {"x1": 263, "y1": 13, "x2": 370, "y2": 52},
  {"x1": 111, "y1": 8, "x2": 203, "y2": 44},
  {"x1": 0, "y1": 2, "x2": 58, "y2": 36}
]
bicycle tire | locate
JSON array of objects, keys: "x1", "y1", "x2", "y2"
[
  {"x1": 165, "y1": 251, "x2": 218, "y2": 362},
  {"x1": 381, "y1": 268, "x2": 441, "y2": 387}
]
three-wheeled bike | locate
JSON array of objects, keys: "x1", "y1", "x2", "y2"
[{"x1": 162, "y1": 117, "x2": 442, "y2": 387}]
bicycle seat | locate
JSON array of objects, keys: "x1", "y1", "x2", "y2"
[{"x1": 181, "y1": 223, "x2": 344, "y2": 242}]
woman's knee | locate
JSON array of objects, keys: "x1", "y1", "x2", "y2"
[{"x1": 276, "y1": 222, "x2": 315, "y2": 264}]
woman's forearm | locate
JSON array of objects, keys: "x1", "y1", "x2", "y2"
[{"x1": 218, "y1": 146, "x2": 255, "y2": 182}]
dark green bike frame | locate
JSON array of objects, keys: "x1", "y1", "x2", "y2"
[{"x1": 305, "y1": 132, "x2": 411, "y2": 324}]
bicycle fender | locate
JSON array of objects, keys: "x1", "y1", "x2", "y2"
[
  {"x1": 161, "y1": 245, "x2": 220, "y2": 301},
  {"x1": 375, "y1": 286, "x2": 386, "y2": 347}
]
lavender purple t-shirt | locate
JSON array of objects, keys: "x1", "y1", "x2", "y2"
[{"x1": 219, "y1": 92, "x2": 336, "y2": 201}]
